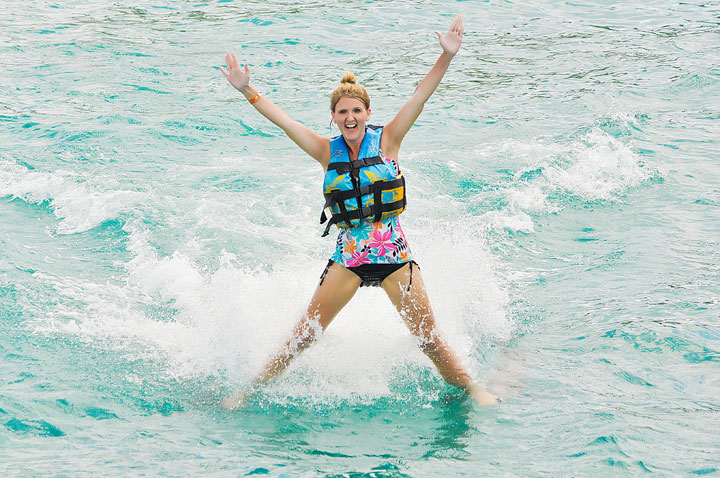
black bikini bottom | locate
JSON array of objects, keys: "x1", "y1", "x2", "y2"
[{"x1": 320, "y1": 259, "x2": 418, "y2": 289}]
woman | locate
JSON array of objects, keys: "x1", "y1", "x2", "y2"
[{"x1": 219, "y1": 16, "x2": 497, "y2": 408}]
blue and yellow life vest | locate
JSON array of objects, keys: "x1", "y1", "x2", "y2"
[{"x1": 320, "y1": 125, "x2": 406, "y2": 237}]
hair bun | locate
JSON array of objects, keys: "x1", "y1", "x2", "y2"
[{"x1": 330, "y1": 72, "x2": 369, "y2": 111}]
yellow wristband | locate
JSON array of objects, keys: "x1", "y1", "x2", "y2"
[{"x1": 248, "y1": 93, "x2": 261, "y2": 104}]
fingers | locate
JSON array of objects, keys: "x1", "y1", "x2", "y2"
[
  {"x1": 222, "y1": 52, "x2": 251, "y2": 76},
  {"x1": 224, "y1": 51, "x2": 241, "y2": 71},
  {"x1": 224, "y1": 52, "x2": 233, "y2": 74},
  {"x1": 452, "y1": 14, "x2": 463, "y2": 31},
  {"x1": 443, "y1": 15, "x2": 463, "y2": 41},
  {"x1": 448, "y1": 15, "x2": 463, "y2": 36}
]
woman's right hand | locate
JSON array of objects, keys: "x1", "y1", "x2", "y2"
[
  {"x1": 435, "y1": 15, "x2": 464, "y2": 58},
  {"x1": 219, "y1": 52, "x2": 250, "y2": 93}
]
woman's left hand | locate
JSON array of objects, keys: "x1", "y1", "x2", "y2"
[
  {"x1": 220, "y1": 52, "x2": 251, "y2": 93},
  {"x1": 435, "y1": 15, "x2": 464, "y2": 57}
]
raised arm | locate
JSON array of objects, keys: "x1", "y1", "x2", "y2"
[
  {"x1": 220, "y1": 52, "x2": 330, "y2": 168},
  {"x1": 381, "y1": 16, "x2": 464, "y2": 159}
]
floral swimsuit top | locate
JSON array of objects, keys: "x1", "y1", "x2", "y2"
[{"x1": 330, "y1": 157, "x2": 413, "y2": 268}]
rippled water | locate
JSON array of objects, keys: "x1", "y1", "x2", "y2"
[{"x1": 1, "y1": 0, "x2": 719, "y2": 476}]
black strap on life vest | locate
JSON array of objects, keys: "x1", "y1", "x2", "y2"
[
  {"x1": 326, "y1": 156, "x2": 384, "y2": 174},
  {"x1": 320, "y1": 175, "x2": 406, "y2": 237},
  {"x1": 319, "y1": 177, "x2": 405, "y2": 222}
]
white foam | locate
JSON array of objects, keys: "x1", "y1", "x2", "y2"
[
  {"x1": 506, "y1": 185, "x2": 557, "y2": 214},
  {"x1": 0, "y1": 158, "x2": 143, "y2": 234},
  {"x1": 479, "y1": 210, "x2": 536, "y2": 234},
  {"x1": 473, "y1": 128, "x2": 651, "y2": 234},
  {"x1": 543, "y1": 130, "x2": 650, "y2": 201}
]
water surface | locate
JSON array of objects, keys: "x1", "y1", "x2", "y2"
[{"x1": 1, "y1": 0, "x2": 719, "y2": 476}]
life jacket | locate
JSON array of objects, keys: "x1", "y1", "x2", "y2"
[{"x1": 320, "y1": 125, "x2": 406, "y2": 237}]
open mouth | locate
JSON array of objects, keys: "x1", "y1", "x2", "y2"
[{"x1": 345, "y1": 123, "x2": 358, "y2": 131}]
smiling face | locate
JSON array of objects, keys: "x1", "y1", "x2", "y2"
[{"x1": 331, "y1": 96, "x2": 371, "y2": 144}]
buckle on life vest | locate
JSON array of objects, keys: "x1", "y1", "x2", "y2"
[{"x1": 352, "y1": 156, "x2": 380, "y2": 169}]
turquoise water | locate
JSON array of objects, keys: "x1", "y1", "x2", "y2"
[{"x1": 1, "y1": 0, "x2": 719, "y2": 475}]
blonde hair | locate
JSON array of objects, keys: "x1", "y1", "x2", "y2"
[{"x1": 330, "y1": 72, "x2": 370, "y2": 112}]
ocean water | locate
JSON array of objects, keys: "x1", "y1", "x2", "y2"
[{"x1": 1, "y1": 0, "x2": 719, "y2": 476}]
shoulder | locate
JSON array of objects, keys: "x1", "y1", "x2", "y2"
[
  {"x1": 378, "y1": 125, "x2": 400, "y2": 161},
  {"x1": 314, "y1": 136, "x2": 332, "y2": 170}
]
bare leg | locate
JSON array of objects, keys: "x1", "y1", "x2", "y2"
[
  {"x1": 381, "y1": 263, "x2": 497, "y2": 405},
  {"x1": 222, "y1": 262, "x2": 361, "y2": 410}
]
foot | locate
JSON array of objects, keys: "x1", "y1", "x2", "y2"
[
  {"x1": 468, "y1": 384, "x2": 499, "y2": 405},
  {"x1": 220, "y1": 390, "x2": 247, "y2": 411}
]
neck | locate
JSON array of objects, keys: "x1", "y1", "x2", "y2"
[{"x1": 344, "y1": 131, "x2": 365, "y2": 161}]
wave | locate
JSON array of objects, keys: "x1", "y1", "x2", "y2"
[
  {"x1": 0, "y1": 157, "x2": 144, "y2": 234},
  {"x1": 472, "y1": 127, "x2": 654, "y2": 234}
]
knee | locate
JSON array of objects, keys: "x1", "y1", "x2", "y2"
[
  {"x1": 295, "y1": 330, "x2": 318, "y2": 351},
  {"x1": 405, "y1": 314, "x2": 433, "y2": 337},
  {"x1": 290, "y1": 320, "x2": 321, "y2": 352},
  {"x1": 414, "y1": 324, "x2": 441, "y2": 351},
  {"x1": 417, "y1": 335, "x2": 443, "y2": 356}
]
